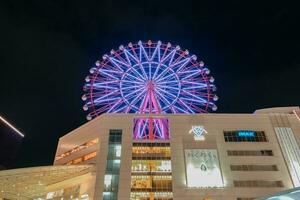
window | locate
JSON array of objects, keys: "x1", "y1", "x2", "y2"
[
  {"x1": 103, "y1": 130, "x2": 122, "y2": 200},
  {"x1": 72, "y1": 157, "x2": 83, "y2": 164},
  {"x1": 131, "y1": 175, "x2": 172, "y2": 191},
  {"x1": 55, "y1": 138, "x2": 99, "y2": 161},
  {"x1": 230, "y1": 165, "x2": 278, "y2": 171},
  {"x1": 233, "y1": 180, "x2": 283, "y2": 187},
  {"x1": 65, "y1": 151, "x2": 97, "y2": 165},
  {"x1": 131, "y1": 143, "x2": 173, "y2": 199},
  {"x1": 132, "y1": 144, "x2": 171, "y2": 158},
  {"x1": 131, "y1": 160, "x2": 172, "y2": 173},
  {"x1": 84, "y1": 151, "x2": 97, "y2": 161},
  {"x1": 227, "y1": 150, "x2": 273, "y2": 156},
  {"x1": 224, "y1": 131, "x2": 267, "y2": 142}
]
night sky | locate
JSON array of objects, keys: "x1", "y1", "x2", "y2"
[{"x1": 0, "y1": 1, "x2": 299, "y2": 167}]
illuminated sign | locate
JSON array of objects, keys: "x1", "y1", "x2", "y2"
[
  {"x1": 185, "y1": 149, "x2": 223, "y2": 187},
  {"x1": 189, "y1": 126, "x2": 207, "y2": 141},
  {"x1": 238, "y1": 131, "x2": 255, "y2": 137}
]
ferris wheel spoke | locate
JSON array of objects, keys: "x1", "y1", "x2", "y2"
[
  {"x1": 177, "y1": 98, "x2": 195, "y2": 113},
  {"x1": 180, "y1": 97, "x2": 207, "y2": 105},
  {"x1": 180, "y1": 70, "x2": 202, "y2": 80},
  {"x1": 140, "y1": 119, "x2": 148, "y2": 136},
  {"x1": 173, "y1": 105, "x2": 189, "y2": 113},
  {"x1": 181, "y1": 80, "x2": 208, "y2": 86},
  {"x1": 154, "y1": 121, "x2": 163, "y2": 138},
  {"x1": 155, "y1": 87, "x2": 178, "y2": 99},
  {"x1": 111, "y1": 103, "x2": 129, "y2": 113},
  {"x1": 124, "y1": 49, "x2": 139, "y2": 64},
  {"x1": 127, "y1": 89, "x2": 147, "y2": 108},
  {"x1": 129, "y1": 46, "x2": 149, "y2": 80},
  {"x1": 121, "y1": 85, "x2": 145, "y2": 90},
  {"x1": 154, "y1": 58, "x2": 187, "y2": 82},
  {"x1": 157, "y1": 85, "x2": 180, "y2": 92},
  {"x1": 178, "y1": 69, "x2": 200, "y2": 75},
  {"x1": 152, "y1": 49, "x2": 175, "y2": 80},
  {"x1": 155, "y1": 72, "x2": 177, "y2": 83},
  {"x1": 161, "y1": 48, "x2": 176, "y2": 66},
  {"x1": 108, "y1": 57, "x2": 128, "y2": 72},
  {"x1": 92, "y1": 84, "x2": 119, "y2": 90},
  {"x1": 93, "y1": 89, "x2": 119, "y2": 101},
  {"x1": 150, "y1": 42, "x2": 161, "y2": 62},
  {"x1": 107, "y1": 99, "x2": 124, "y2": 113},
  {"x1": 152, "y1": 62, "x2": 162, "y2": 81},
  {"x1": 138, "y1": 42, "x2": 150, "y2": 62},
  {"x1": 124, "y1": 72, "x2": 146, "y2": 82},
  {"x1": 121, "y1": 80, "x2": 145, "y2": 86},
  {"x1": 172, "y1": 57, "x2": 191, "y2": 73},
  {"x1": 123, "y1": 86, "x2": 145, "y2": 99},
  {"x1": 155, "y1": 89, "x2": 172, "y2": 106},
  {"x1": 94, "y1": 97, "x2": 121, "y2": 104},
  {"x1": 181, "y1": 85, "x2": 207, "y2": 90},
  {"x1": 99, "y1": 69, "x2": 121, "y2": 80},
  {"x1": 181, "y1": 89, "x2": 207, "y2": 103},
  {"x1": 129, "y1": 67, "x2": 147, "y2": 81},
  {"x1": 122, "y1": 51, "x2": 148, "y2": 84},
  {"x1": 156, "y1": 80, "x2": 178, "y2": 85}
]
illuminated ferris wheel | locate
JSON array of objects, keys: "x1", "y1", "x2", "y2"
[{"x1": 82, "y1": 40, "x2": 218, "y2": 120}]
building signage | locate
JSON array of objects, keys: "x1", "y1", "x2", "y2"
[
  {"x1": 237, "y1": 131, "x2": 255, "y2": 137},
  {"x1": 189, "y1": 126, "x2": 207, "y2": 141},
  {"x1": 185, "y1": 149, "x2": 223, "y2": 187}
]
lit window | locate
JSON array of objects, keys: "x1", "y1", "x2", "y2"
[
  {"x1": 104, "y1": 174, "x2": 112, "y2": 189},
  {"x1": 84, "y1": 151, "x2": 97, "y2": 161},
  {"x1": 115, "y1": 145, "x2": 121, "y2": 157},
  {"x1": 55, "y1": 138, "x2": 99, "y2": 161}
]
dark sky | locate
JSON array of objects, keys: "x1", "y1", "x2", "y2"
[{"x1": 0, "y1": 1, "x2": 299, "y2": 167}]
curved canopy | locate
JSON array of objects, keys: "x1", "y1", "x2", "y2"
[{"x1": 0, "y1": 165, "x2": 95, "y2": 200}]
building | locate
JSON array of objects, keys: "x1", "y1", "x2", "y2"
[
  {"x1": 1, "y1": 41, "x2": 300, "y2": 200},
  {"x1": 50, "y1": 106, "x2": 300, "y2": 200},
  {"x1": 0, "y1": 116, "x2": 24, "y2": 170}
]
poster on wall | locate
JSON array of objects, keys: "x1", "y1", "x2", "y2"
[{"x1": 185, "y1": 149, "x2": 223, "y2": 188}]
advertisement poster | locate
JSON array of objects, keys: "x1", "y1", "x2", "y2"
[{"x1": 185, "y1": 149, "x2": 223, "y2": 187}]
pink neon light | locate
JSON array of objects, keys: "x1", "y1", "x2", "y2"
[{"x1": 133, "y1": 118, "x2": 169, "y2": 140}]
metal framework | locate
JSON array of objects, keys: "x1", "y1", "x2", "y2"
[
  {"x1": 83, "y1": 40, "x2": 217, "y2": 118},
  {"x1": 82, "y1": 40, "x2": 218, "y2": 140}
]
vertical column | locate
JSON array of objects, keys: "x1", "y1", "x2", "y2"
[
  {"x1": 103, "y1": 130, "x2": 122, "y2": 200},
  {"x1": 275, "y1": 127, "x2": 300, "y2": 187}
]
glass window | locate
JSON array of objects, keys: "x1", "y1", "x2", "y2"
[
  {"x1": 103, "y1": 130, "x2": 122, "y2": 200},
  {"x1": 231, "y1": 165, "x2": 278, "y2": 171},
  {"x1": 234, "y1": 180, "x2": 283, "y2": 187},
  {"x1": 224, "y1": 131, "x2": 267, "y2": 142},
  {"x1": 56, "y1": 138, "x2": 99, "y2": 161},
  {"x1": 227, "y1": 150, "x2": 273, "y2": 156}
]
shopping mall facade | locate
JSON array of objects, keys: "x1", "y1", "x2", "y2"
[
  {"x1": 53, "y1": 107, "x2": 300, "y2": 200},
  {"x1": 1, "y1": 41, "x2": 300, "y2": 200},
  {"x1": 1, "y1": 107, "x2": 300, "y2": 200}
]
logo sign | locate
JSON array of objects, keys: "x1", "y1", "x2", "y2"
[
  {"x1": 238, "y1": 131, "x2": 255, "y2": 137},
  {"x1": 189, "y1": 126, "x2": 207, "y2": 141}
]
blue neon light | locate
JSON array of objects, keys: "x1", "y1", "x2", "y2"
[{"x1": 238, "y1": 131, "x2": 255, "y2": 137}]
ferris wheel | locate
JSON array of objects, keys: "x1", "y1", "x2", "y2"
[{"x1": 82, "y1": 40, "x2": 218, "y2": 120}]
